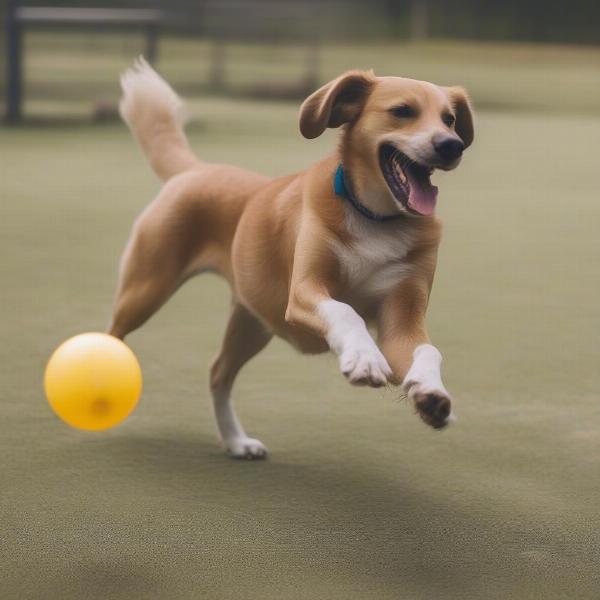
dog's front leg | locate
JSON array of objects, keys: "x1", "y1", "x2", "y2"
[
  {"x1": 320, "y1": 298, "x2": 393, "y2": 387},
  {"x1": 378, "y1": 277, "x2": 454, "y2": 429},
  {"x1": 286, "y1": 282, "x2": 392, "y2": 387},
  {"x1": 284, "y1": 221, "x2": 392, "y2": 388}
]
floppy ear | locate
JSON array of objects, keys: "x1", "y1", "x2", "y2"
[
  {"x1": 299, "y1": 70, "x2": 377, "y2": 139},
  {"x1": 446, "y1": 86, "x2": 475, "y2": 148}
]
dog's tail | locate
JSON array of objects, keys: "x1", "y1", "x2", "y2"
[{"x1": 119, "y1": 57, "x2": 198, "y2": 181}]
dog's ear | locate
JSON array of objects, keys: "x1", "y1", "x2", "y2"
[
  {"x1": 446, "y1": 86, "x2": 474, "y2": 148},
  {"x1": 299, "y1": 70, "x2": 377, "y2": 139}
]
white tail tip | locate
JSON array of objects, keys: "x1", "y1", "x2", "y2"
[{"x1": 119, "y1": 55, "x2": 188, "y2": 129}]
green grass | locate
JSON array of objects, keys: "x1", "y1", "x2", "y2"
[{"x1": 2, "y1": 44, "x2": 600, "y2": 599}]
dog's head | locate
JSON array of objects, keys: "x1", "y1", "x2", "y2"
[{"x1": 299, "y1": 70, "x2": 474, "y2": 217}]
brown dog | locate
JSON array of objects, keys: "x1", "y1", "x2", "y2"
[{"x1": 109, "y1": 58, "x2": 474, "y2": 458}]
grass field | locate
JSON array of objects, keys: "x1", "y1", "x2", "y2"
[{"x1": 2, "y1": 38, "x2": 600, "y2": 600}]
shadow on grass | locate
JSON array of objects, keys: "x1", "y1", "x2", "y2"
[
  {"x1": 5, "y1": 426, "x2": 595, "y2": 599},
  {"x1": 42, "y1": 557, "x2": 177, "y2": 600},
  {"x1": 85, "y1": 430, "x2": 577, "y2": 599}
]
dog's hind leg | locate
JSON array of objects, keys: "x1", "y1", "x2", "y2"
[
  {"x1": 108, "y1": 174, "x2": 230, "y2": 340},
  {"x1": 108, "y1": 252, "x2": 184, "y2": 341},
  {"x1": 210, "y1": 302, "x2": 272, "y2": 459},
  {"x1": 108, "y1": 222, "x2": 190, "y2": 340}
]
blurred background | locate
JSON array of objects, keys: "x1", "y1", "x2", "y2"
[
  {"x1": 2, "y1": 2, "x2": 599, "y2": 600},
  {"x1": 1, "y1": 0, "x2": 599, "y2": 121}
]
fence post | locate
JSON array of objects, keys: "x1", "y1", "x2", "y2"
[
  {"x1": 145, "y1": 24, "x2": 159, "y2": 63},
  {"x1": 209, "y1": 40, "x2": 226, "y2": 90},
  {"x1": 6, "y1": 0, "x2": 23, "y2": 123},
  {"x1": 410, "y1": 0, "x2": 429, "y2": 41},
  {"x1": 304, "y1": 39, "x2": 320, "y2": 94}
]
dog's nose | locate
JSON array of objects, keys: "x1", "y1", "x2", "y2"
[{"x1": 434, "y1": 137, "x2": 464, "y2": 162}]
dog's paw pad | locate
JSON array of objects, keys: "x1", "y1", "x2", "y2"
[
  {"x1": 227, "y1": 437, "x2": 268, "y2": 460},
  {"x1": 410, "y1": 388, "x2": 453, "y2": 430}
]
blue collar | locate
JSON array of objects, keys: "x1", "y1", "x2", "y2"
[{"x1": 333, "y1": 163, "x2": 402, "y2": 223}]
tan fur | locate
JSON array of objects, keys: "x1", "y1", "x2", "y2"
[
  {"x1": 119, "y1": 57, "x2": 197, "y2": 180},
  {"x1": 109, "y1": 63, "x2": 474, "y2": 456}
]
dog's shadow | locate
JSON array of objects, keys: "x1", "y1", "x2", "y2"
[{"x1": 83, "y1": 430, "x2": 538, "y2": 598}]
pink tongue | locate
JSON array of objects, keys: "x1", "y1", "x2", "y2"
[{"x1": 406, "y1": 170, "x2": 438, "y2": 216}]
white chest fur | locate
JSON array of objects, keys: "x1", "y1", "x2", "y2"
[{"x1": 330, "y1": 209, "x2": 416, "y2": 298}]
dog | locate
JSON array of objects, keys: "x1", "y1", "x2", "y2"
[{"x1": 109, "y1": 58, "x2": 474, "y2": 458}]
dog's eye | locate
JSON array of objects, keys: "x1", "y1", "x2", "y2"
[
  {"x1": 442, "y1": 113, "x2": 456, "y2": 127},
  {"x1": 390, "y1": 104, "x2": 416, "y2": 119}
]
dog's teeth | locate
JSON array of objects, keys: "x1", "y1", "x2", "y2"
[{"x1": 395, "y1": 164, "x2": 406, "y2": 183}]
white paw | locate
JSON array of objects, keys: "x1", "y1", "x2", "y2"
[
  {"x1": 402, "y1": 344, "x2": 454, "y2": 429},
  {"x1": 226, "y1": 437, "x2": 268, "y2": 460},
  {"x1": 339, "y1": 343, "x2": 392, "y2": 387},
  {"x1": 318, "y1": 299, "x2": 392, "y2": 388}
]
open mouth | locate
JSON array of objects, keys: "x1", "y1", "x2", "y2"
[{"x1": 379, "y1": 144, "x2": 438, "y2": 216}]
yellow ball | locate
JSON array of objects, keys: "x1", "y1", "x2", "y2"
[{"x1": 44, "y1": 333, "x2": 142, "y2": 431}]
